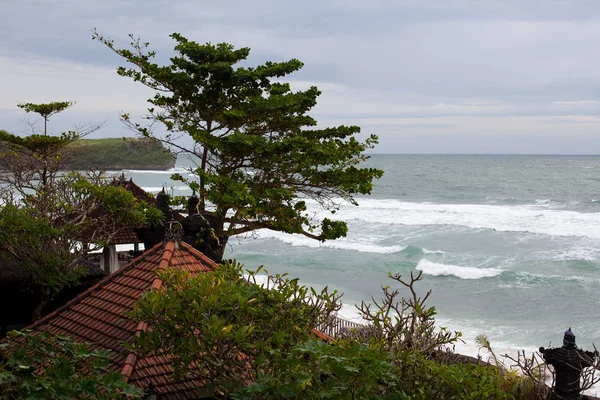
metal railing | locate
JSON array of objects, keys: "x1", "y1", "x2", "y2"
[{"x1": 317, "y1": 314, "x2": 368, "y2": 339}]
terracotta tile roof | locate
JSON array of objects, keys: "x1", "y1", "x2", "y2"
[
  {"x1": 106, "y1": 176, "x2": 153, "y2": 245},
  {"x1": 111, "y1": 174, "x2": 155, "y2": 204},
  {"x1": 26, "y1": 241, "x2": 218, "y2": 399},
  {"x1": 109, "y1": 226, "x2": 143, "y2": 245},
  {"x1": 78, "y1": 177, "x2": 153, "y2": 245}
]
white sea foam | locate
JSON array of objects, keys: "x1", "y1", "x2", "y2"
[
  {"x1": 422, "y1": 248, "x2": 445, "y2": 255},
  {"x1": 336, "y1": 303, "x2": 368, "y2": 324},
  {"x1": 251, "y1": 230, "x2": 406, "y2": 254},
  {"x1": 116, "y1": 167, "x2": 190, "y2": 174},
  {"x1": 435, "y1": 316, "x2": 542, "y2": 361},
  {"x1": 534, "y1": 199, "x2": 549, "y2": 204},
  {"x1": 308, "y1": 198, "x2": 600, "y2": 240},
  {"x1": 416, "y1": 259, "x2": 503, "y2": 280},
  {"x1": 141, "y1": 185, "x2": 190, "y2": 193},
  {"x1": 550, "y1": 247, "x2": 600, "y2": 262},
  {"x1": 335, "y1": 303, "x2": 543, "y2": 370}
]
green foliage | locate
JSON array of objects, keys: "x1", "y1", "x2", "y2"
[
  {"x1": 0, "y1": 129, "x2": 78, "y2": 155},
  {"x1": 130, "y1": 261, "x2": 341, "y2": 397},
  {"x1": 0, "y1": 132, "x2": 175, "y2": 171},
  {"x1": 129, "y1": 259, "x2": 546, "y2": 399},
  {"x1": 0, "y1": 129, "x2": 80, "y2": 187},
  {"x1": 476, "y1": 334, "x2": 544, "y2": 399},
  {"x1": 94, "y1": 31, "x2": 384, "y2": 254},
  {"x1": 0, "y1": 330, "x2": 143, "y2": 399},
  {"x1": 234, "y1": 338, "x2": 402, "y2": 400},
  {"x1": 355, "y1": 271, "x2": 462, "y2": 356},
  {"x1": 17, "y1": 101, "x2": 73, "y2": 120},
  {"x1": 402, "y1": 353, "x2": 514, "y2": 400},
  {"x1": 0, "y1": 106, "x2": 164, "y2": 321},
  {"x1": 17, "y1": 101, "x2": 74, "y2": 137},
  {"x1": 64, "y1": 137, "x2": 176, "y2": 170},
  {"x1": 0, "y1": 171, "x2": 162, "y2": 320}
]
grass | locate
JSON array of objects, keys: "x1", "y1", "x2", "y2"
[{"x1": 63, "y1": 137, "x2": 176, "y2": 170}]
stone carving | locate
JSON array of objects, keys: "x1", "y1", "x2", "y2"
[{"x1": 540, "y1": 328, "x2": 597, "y2": 400}]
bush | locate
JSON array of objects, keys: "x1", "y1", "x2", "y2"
[{"x1": 0, "y1": 330, "x2": 143, "y2": 399}]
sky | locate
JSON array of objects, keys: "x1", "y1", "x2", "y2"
[{"x1": 2, "y1": 0, "x2": 600, "y2": 154}]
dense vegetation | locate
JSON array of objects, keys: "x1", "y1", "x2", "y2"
[
  {"x1": 128, "y1": 263, "x2": 547, "y2": 399},
  {"x1": 0, "y1": 330, "x2": 143, "y2": 399},
  {"x1": 0, "y1": 243, "x2": 552, "y2": 399},
  {"x1": 0, "y1": 135, "x2": 176, "y2": 171},
  {"x1": 0, "y1": 104, "x2": 163, "y2": 321},
  {"x1": 63, "y1": 137, "x2": 176, "y2": 170}
]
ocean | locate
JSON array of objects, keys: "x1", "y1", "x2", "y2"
[{"x1": 116, "y1": 154, "x2": 600, "y2": 370}]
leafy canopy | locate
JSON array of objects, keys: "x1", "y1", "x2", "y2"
[
  {"x1": 129, "y1": 262, "x2": 535, "y2": 399},
  {"x1": 17, "y1": 101, "x2": 73, "y2": 120},
  {"x1": 130, "y1": 261, "x2": 342, "y2": 397},
  {"x1": 94, "y1": 31, "x2": 383, "y2": 249},
  {"x1": 0, "y1": 104, "x2": 162, "y2": 321},
  {"x1": 17, "y1": 101, "x2": 74, "y2": 136},
  {"x1": 0, "y1": 330, "x2": 143, "y2": 399}
]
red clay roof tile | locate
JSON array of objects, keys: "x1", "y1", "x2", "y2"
[{"x1": 25, "y1": 240, "x2": 218, "y2": 399}]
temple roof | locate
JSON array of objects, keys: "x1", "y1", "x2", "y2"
[
  {"x1": 111, "y1": 173, "x2": 155, "y2": 204},
  {"x1": 106, "y1": 175, "x2": 155, "y2": 245},
  {"x1": 26, "y1": 240, "x2": 217, "y2": 399},
  {"x1": 108, "y1": 226, "x2": 144, "y2": 245},
  {"x1": 79, "y1": 175, "x2": 154, "y2": 246}
]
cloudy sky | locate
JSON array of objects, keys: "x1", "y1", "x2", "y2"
[{"x1": 2, "y1": 0, "x2": 600, "y2": 154}]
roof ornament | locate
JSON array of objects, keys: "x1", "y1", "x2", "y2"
[{"x1": 164, "y1": 220, "x2": 183, "y2": 248}]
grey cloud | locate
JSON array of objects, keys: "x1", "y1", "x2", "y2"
[{"x1": 4, "y1": 0, "x2": 600, "y2": 153}]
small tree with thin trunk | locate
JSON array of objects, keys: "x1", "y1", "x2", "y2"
[{"x1": 17, "y1": 101, "x2": 73, "y2": 136}]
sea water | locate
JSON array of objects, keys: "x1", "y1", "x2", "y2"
[{"x1": 116, "y1": 154, "x2": 600, "y2": 373}]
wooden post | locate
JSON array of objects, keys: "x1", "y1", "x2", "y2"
[
  {"x1": 102, "y1": 245, "x2": 120, "y2": 274},
  {"x1": 102, "y1": 246, "x2": 110, "y2": 275}
]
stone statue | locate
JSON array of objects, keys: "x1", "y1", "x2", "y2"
[
  {"x1": 137, "y1": 192, "x2": 226, "y2": 262},
  {"x1": 180, "y1": 194, "x2": 225, "y2": 262},
  {"x1": 539, "y1": 328, "x2": 597, "y2": 400}
]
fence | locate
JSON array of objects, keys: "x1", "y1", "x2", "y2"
[{"x1": 317, "y1": 314, "x2": 368, "y2": 339}]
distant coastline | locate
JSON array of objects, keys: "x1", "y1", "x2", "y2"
[{"x1": 62, "y1": 137, "x2": 176, "y2": 171}]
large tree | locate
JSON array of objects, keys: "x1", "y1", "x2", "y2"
[
  {"x1": 94, "y1": 31, "x2": 383, "y2": 260},
  {"x1": 0, "y1": 103, "x2": 162, "y2": 321}
]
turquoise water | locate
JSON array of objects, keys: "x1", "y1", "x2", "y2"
[{"x1": 117, "y1": 154, "x2": 600, "y2": 360}]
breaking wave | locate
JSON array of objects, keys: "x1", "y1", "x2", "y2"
[
  {"x1": 416, "y1": 259, "x2": 503, "y2": 280},
  {"x1": 253, "y1": 230, "x2": 406, "y2": 254},
  {"x1": 116, "y1": 167, "x2": 190, "y2": 174},
  {"x1": 312, "y1": 198, "x2": 600, "y2": 240}
]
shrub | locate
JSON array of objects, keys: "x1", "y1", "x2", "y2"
[{"x1": 0, "y1": 330, "x2": 143, "y2": 399}]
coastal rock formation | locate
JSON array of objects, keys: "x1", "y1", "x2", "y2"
[{"x1": 61, "y1": 137, "x2": 176, "y2": 170}]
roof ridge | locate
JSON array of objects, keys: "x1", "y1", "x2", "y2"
[
  {"x1": 26, "y1": 241, "x2": 166, "y2": 332},
  {"x1": 122, "y1": 241, "x2": 175, "y2": 381},
  {"x1": 20, "y1": 239, "x2": 219, "y2": 397},
  {"x1": 178, "y1": 241, "x2": 219, "y2": 270}
]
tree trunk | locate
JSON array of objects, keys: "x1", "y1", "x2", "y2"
[
  {"x1": 199, "y1": 146, "x2": 209, "y2": 211},
  {"x1": 31, "y1": 290, "x2": 49, "y2": 322},
  {"x1": 215, "y1": 235, "x2": 229, "y2": 263}
]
